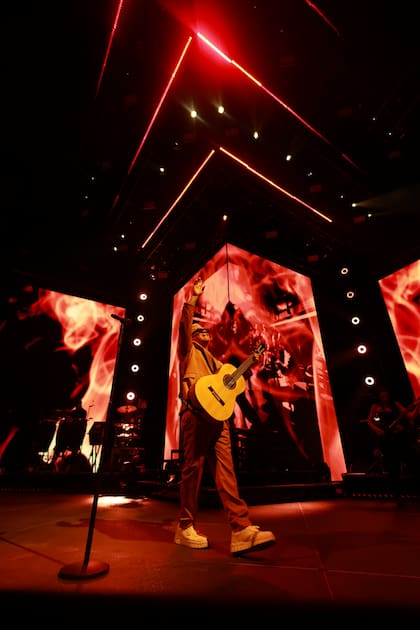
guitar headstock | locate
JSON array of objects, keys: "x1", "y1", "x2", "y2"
[{"x1": 253, "y1": 343, "x2": 266, "y2": 361}]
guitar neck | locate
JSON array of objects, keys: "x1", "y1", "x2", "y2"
[
  {"x1": 228, "y1": 344, "x2": 265, "y2": 385},
  {"x1": 230, "y1": 355, "x2": 257, "y2": 382}
]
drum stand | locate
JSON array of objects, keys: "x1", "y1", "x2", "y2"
[
  {"x1": 89, "y1": 445, "x2": 101, "y2": 473},
  {"x1": 88, "y1": 422, "x2": 105, "y2": 473}
]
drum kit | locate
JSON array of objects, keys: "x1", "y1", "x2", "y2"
[{"x1": 114, "y1": 404, "x2": 142, "y2": 447}]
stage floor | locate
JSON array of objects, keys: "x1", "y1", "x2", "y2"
[{"x1": 1, "y1": 485, "x2": 420, "y2": 625}]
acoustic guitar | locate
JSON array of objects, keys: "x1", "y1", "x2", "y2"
[{"x1": 190, "y1": 344, "x2": 265, "y2": 422}]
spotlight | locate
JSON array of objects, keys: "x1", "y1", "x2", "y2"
[
  {"x1": 357, "y1": 344, "x2": 367, "y2": 354},
  {"x1": 136, "y1": 314, "x2": 145, "y2": 322},
  {"x1": 351, "y1": 316, "x2": 361, "y2": 325},
  {"x1": 130, "y1": 364, "x2": 140, "y2": 373},
  {"x1": 364, "y1": 376, "x2": 375, "y2": 386},
  {"x1": 340, "y1": 267, "x2": 349, "y2": 275},
  {"x1": 346, "y1": 290, "x2": 355, "y2": 299},
  {"x1": 132, "y1": 337, "x2": 142, "y2": 347}
]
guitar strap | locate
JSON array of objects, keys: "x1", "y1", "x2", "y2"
[
  {"x1": 196, "y1": 344, "x2": 218, "y2": 374},
  {"x1": 178, "y1": 345, "x2": 219, "y2": 417}
]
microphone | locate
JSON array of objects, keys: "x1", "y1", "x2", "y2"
[{"x1": 110, "y1": 313, "x2": 132, "y2": 325}]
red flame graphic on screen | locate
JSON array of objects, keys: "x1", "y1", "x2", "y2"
[
  {"x1": 166, "y1": 243, "x2": 346, "y2": 481},
  {"x1": 28, "y1": 289, "x2": 125, "y2": 425},
  {"x1": 379, "y1": 259, "x2": 420, "y2": 398}
]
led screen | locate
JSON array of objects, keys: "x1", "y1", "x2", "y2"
[
  {"x1": 0, "y1": 281, "x2": 125, "y2": 472},
  {"x1": 165, "y1": 243, "x2": 346, "y2": 481},
  {"x1": 379, "y1": 258, "x2": 420, "y2": 399}
]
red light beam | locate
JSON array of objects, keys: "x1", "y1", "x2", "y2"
[
  {"x1": 111, "y1": 36, "x2": 194, "y2": 212},
  {"x1": 141, "y1": 149, "x2": 216, "y2": 249},
  {"x1": 219, "y1": 146, "x2": 333, "y2": 223},
  {"x1": 96, "y1": 0, "x2": 125, "y2": 98},
  {"x1": 305, "y1": 1, "x2": 343, "y2": 39},
  {"x1": 197, "y1": 32, "x2": 362, "y2": 174}
]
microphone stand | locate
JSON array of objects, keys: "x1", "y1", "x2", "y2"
[{"x1": 58, "y1": 316, "x2": 126, "y2": 579}]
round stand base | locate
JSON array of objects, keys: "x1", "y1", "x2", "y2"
[{"x1": 58, "y1": 560, "x2": 110, "y2": 580}]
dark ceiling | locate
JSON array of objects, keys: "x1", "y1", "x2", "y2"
[{"x1": 3, "y1": 0, "x2": 420, "y2": 306}]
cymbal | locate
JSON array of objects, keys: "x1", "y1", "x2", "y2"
[
  {"x1": 117, "y1": 430, "x2": 140, "y2": 438},
  {"x1": 117, "y1": 405, "x2": 137, "y2": 414}
]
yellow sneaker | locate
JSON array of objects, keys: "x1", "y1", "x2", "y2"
[
  {"x1": 231, "y1": 525, "x2": 276, "y2": 556},
  {"x1": 174, "y1": 524, "x2": 209, "y2": 549}
]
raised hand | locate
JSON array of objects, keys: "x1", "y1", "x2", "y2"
[{"x1": 193, "y1": 277, "x2": 205, "y2": 297}]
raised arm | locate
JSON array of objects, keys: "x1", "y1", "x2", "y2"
[{"x1": 178, "y1": 278, "x2": 205, "y2": 358}]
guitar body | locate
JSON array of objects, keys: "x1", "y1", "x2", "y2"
[{"x1": 191, "y1": 364, "x2": 247, "y2": 422}]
